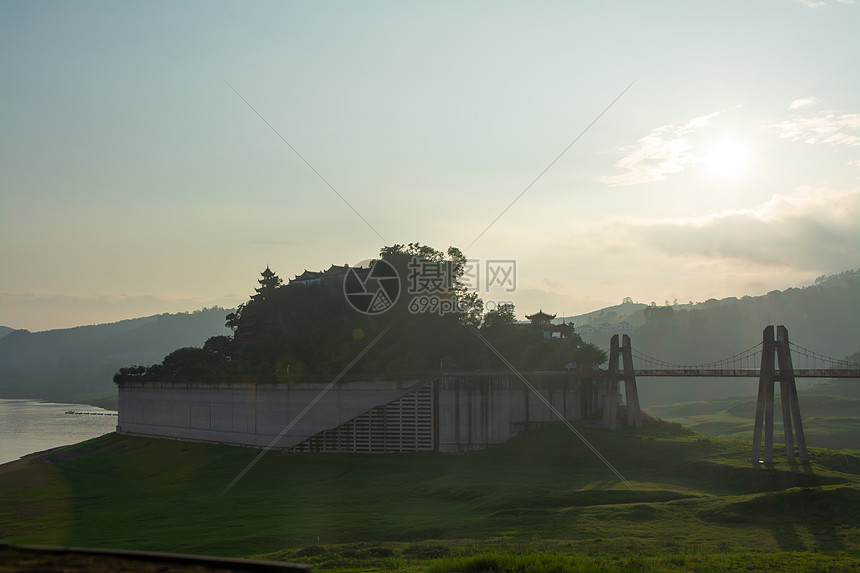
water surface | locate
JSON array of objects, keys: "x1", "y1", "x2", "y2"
[{"x1": 0, "y1": 399, "x2": 117, "y2": 465}]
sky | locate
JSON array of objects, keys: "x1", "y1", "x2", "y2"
[{"x1": 1, "y1": 0, "x2": 859, "y2": 332}]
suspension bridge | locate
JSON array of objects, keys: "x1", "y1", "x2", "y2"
[
  {"x1": 597, "y1": 325, "x2": 860, "y2": 465},
  {"x1": 628, "y1": 339, "x2": 860, "y2": 378}
]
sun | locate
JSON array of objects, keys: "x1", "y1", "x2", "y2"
[{"x1": 706, "y1": 138, "x2": 750, "y2": 179}]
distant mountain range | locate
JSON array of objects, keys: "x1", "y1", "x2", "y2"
[{"x1": 0, "y1": 308, "x2": 233, "y2": 409}]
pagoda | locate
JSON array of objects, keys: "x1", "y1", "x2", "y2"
[
  {"x1": 253, "y1": 266, "x2": 282, "y2": 301},
  {"x1": 526, "y1": 309, "x2": 556, "y2": 327},
  {"x1": 526, "y1": 309, "x2": 574, "y2": 339}
]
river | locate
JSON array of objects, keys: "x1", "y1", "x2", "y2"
[{"x1": 0, "y1": 399, "x2": 118, "y2": 465}]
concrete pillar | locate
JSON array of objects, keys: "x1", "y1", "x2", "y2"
[
  {"x1": 776, "y1": 325, "x2": 808, "y2": 462},
  {"x1": 764, "y1": 360, "x2": 774, "y2": 464},
  {"x1": 602, "y1": 335, "x2": 620, "y2": 430},
  {"x1": 778, "y1": 376, "x2": 794, "y2": 459},
  {"x1": 751, "y1": 326, "x2": 775, "y2": 463},
  {"x1": 621, "y1": 334, "x2": 643, "y2": 429}
]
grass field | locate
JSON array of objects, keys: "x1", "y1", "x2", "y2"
[{"x1": 1, "y1": 421, "x2": 859, "y2": 571}]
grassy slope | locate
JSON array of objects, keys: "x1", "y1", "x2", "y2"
[
  {"x1": 1, "y1": 421, "x2": 859, "y2": 566},
  {"x1": 649, "y1": 379, "x2": 860, "y2": 450}
]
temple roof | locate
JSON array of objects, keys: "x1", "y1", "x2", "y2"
[
  {"x1": 525, "y1": 309, "x2": 556, "y2": 321},
  {"x1": 290, "y1": 264, "x2": 356, "y2": 285},
  {"x1": 292, "y1": 270, "x2": 323, "y2": 282}
]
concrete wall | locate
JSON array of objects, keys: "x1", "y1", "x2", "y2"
[
  {"x1": 117, "y1": 380, "x2": 421, "y2": 450},
  {"x1": 117, "y1": 374, "x2": 594, "y2": 453},
  {"x1": 436, "y1": 373, "x2": 584, "y2": 453}
]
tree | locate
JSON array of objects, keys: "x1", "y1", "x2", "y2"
[
  {"x1": 113, "y1": 365, "x2": 146, "y2": 383},
  {"x1": 482, "y1": 303, "x2": 516, "y2": 329},
  {"x1": 644, "y1": 304, "x2": 674, "y2": 324},
  {"x1": 225, "y1": 303, "x2": 245, "y2": 332},
  {"x1": 203, "y1": 335, "x2": 233, "y2": 357},
  {"x1": 378, "y1": 243, "x2": 484, "y2": 327},
  {"x1": 573, "y1": 342, "x2": 608, "y2": 370}
]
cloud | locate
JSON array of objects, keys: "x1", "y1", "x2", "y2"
[
  {"x1": 596, "y1": 111, "x2": 722, "y2": 187},
  {"x1": 771, "y1": 106, "x2": 860, "y2": 147},
  {"x1": 789, "y1": 97, "x2": 819, "y2": 110},
  {"x1": 795, "y1": 0, "x2": 855, "y2": 6},
  {"x1": 624, "y1": 187, "x2": 860, "y2": 271},
  {"x1": 795, "y1": 0, "x2": 826, "y2": 7}
]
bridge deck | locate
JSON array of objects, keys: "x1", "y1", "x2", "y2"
[
  {"x1": 627, "y1": 368, "x2": 860, "y2": 378},
  {"x1": 441, "y1": 369, "x2": 860, "y2": 379}
]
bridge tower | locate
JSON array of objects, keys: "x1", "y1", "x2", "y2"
[
  {"x1": 751, "y1": 325, "x2": 808, "y2": 463},
  {"x1": 602, "y1": 334, "x2": 643, "y2": 430}
]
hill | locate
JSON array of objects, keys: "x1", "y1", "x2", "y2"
[
  {"x1": 0, "y1": 308, "x2": 233, "y2": 408},
  {"x1": 565, "y1": 300, "x2": 648, "y2": 328},
  {"x1": 0, "y1": 422, "x2": 858, "y2": 571},
  {"x1": 569, "y1": 270, "x2": 860, "y2": 407},
  {"x1": 114, "y1": 246, "x2": 607, "y2": 387},
  {"x1": 0, "y1": 326, "x2": 14, "y2": 340},
  {"x1": 572, "y1": 270, "x2": 860, "y2": 361}
]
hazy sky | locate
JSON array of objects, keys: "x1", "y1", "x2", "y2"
[{"x1": 2, "y1": 0, "x2": 858, "y2": 331}]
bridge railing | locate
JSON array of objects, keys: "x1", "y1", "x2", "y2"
[
  {"x1": 793, "y1": 368, "x2": 860, "y2": 379},
  {"x1": 632, "y1": 368, "x2": 760, "y2": 377}
]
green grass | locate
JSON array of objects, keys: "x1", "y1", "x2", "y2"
[
  {"x1": 1, "y1": 421, "x2": 859, "y2": 570},
  {"x1": 423, "y1": 549, "x2": 860, "y2": 573},
  {"x1": 256, "y1": 542, "x2": 860, "y2": 572}
]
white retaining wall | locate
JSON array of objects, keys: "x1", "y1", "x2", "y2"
[
  {"x1": 117, "y1": 374, "x2": 589, "y2": 453},
  {"x1": 117, "y1": 380, "x2": 421, "y2": 450}
]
